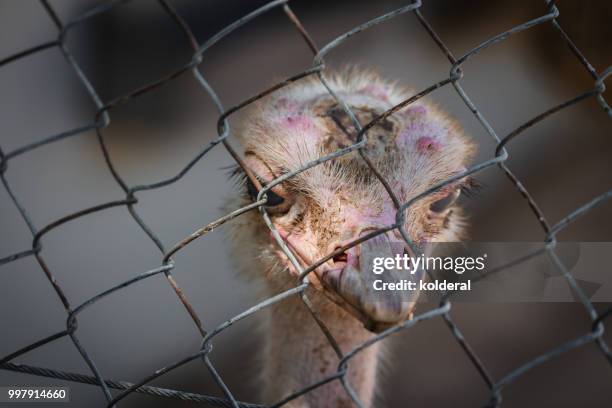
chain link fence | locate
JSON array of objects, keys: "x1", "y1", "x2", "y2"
[{"x1": 0, "y1": 0, "x2": 611, "y2": 407}]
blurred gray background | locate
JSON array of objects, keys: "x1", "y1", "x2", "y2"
[{"x1": 1, "y1": 0, "x2": 611, "y2": 407}]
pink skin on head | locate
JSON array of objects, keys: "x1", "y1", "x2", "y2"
[
  {"x1": 273, "y1": 112, "x2": 322, "y2": 149},
  {"x1": 284, "y1": 114, "x2": 312, "y2": 129},
  {"x1": 397, "y1": 105, "x2": 427, "y2": 147},
  {"x1": 396, "y1": 104, "x2": 444, "y2": 152},
  {"x1": 416, "y1": 136, "x2": 442, "y2": 152},
  {"x1": 397, "y1": 122, "x2": 425, "y2": 148},
  {"x1": 274, "y1": 97, "x2": 300, "y2": 112},
  {"x1": 403, "y1": 105, "x2": 427, "y2": 117},
  {"x1": 272, "y1": 97, "x2": 320, "y2": 141}
]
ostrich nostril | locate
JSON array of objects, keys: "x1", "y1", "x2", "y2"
[
  {"x1": 332, "y1": 251, "x2": 348, "y2": 265},
  {"x1": 329, "y1": 240, "x2": 363, "y2": 268}
]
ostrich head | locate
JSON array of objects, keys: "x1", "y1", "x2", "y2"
[{"x1": 232, "y1": 70, "x2": 475, "y2": 332}]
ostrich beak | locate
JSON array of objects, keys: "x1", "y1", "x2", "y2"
[{"x1": 319, "y1": 233, "x2": 423, "y2": 333}]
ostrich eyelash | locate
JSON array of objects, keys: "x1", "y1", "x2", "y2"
[
  {"x1": 227, "y1": 165, "x2": 257, "y2": 198},
  {"x1": 227, "y1": 165, "x2": 259, "y2": 192},
  {"x1": 227, "y1": 164, "x2": 290, "y2": 185},
  {"x1": 459, "y1": 177, "x2": 483, "y2": 199},
  {"x1": 227, "y1": 165, "x2": 285, "y2": 206},
  {"x1": 227, "y1": 164, "x2": 246, "y2": 184}
]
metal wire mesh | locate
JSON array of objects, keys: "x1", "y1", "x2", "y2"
[{"x1": 0, "y1": 0, "x2": 611, "y2": 407}]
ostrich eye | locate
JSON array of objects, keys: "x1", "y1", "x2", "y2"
[
  {"x1": 246, "y1": 178, "x2": 285, "y2": 207},
  {"x1": 264, "y1": 190, "x2": 285, "y2": 206},
  {"x1": 430, "y1": 187, "x2": 460, "y2": 213}
]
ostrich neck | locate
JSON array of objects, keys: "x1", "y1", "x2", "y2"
[{"x1": 262, "y1": 284, "x2": 380, "y2": 408}]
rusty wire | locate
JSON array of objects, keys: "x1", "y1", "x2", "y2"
[{"x1": 0, "y1": 0, "x2": 611, "y2": 407}]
